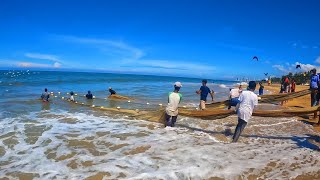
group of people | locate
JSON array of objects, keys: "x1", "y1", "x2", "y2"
[
  {"x1": 41, "y1": 80, "x2": 259, "y2": 143},
  {"x1": 165, "y1": 79, "x2": 214, "y2": 127},
  {"x1": 280, "y1": 76, "x2": 296, "y2": 94},
  {"x1": 40, "y1": 87, "x2": 117, "y2": 102},
  {"x1": 227, "y1": 81, "x2": 262, "y2": 110},
  {"x1": 165, "y1": 79, "x2": 258, "y2": 143},
  {"x1": 278, "y1": 76, "x2": 296, "y2": 105}
]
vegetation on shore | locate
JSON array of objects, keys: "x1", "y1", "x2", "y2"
[{"x1": 269, "y1": 72, "x2": 311, "y2": 85}]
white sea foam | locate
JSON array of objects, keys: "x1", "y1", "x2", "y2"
[
  {"x1": 218, "y1": 84, "x2": 228, "y2": 88},
  {"x1": 0, "y1": 111, "x2": 319, "y2": 179},
  {"x1": 236, "y1": 82, "x2": 248, "y2": 86}
]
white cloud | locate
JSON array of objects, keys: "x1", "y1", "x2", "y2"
[
  {"x1": 97, "y1": 59, "x2": 217, "y2": 77},
  {"x1": 272, "y1": 65, "x2": 289, "y2": 73},
  {"x1": 55, "y1": 35, "x2": 144, "y2": 60},
  {"x1": 315, "y1": 57, "x2": 320, "y2": 64},
  {"x1": 17, "y1": 62, "x2": 52, "y2": 68},
  {"x1": 135, "y1": 60, "x2": 216, "y2": 71},
  {"x1": 0, "y1": 59, "x2": 61, "y2": 68},
  {"x1": 273, "y1": 61, "x2": 318, "y2": 74},
  {"x1": 25, "y1": 53, "x2": 60, "y2": 62},
  {"x1": 53, "y1": 62, "x2": 62, "y2": 68},
  {"x1": 52, "y1": 35, "x2": 216, "y2": 76},
  {"x1": 294, "y1": 62, "x2": 316, "y2": 72},
  {"x1": 24, "y1": 52, "x2": 63, "y2": 68}
]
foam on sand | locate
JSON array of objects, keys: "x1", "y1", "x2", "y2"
[{"x1": 0, "y1": 110, "x2": 319, "y2": 179}]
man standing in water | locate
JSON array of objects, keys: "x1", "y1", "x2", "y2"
[
  {"x1": 86, "y1": 91, "x2": 93, "y2": 99},
  {"x1": 196, "y1": 79, "x2": 214, "y2": 110},
  {"x1": 41, "y1": 88, "x2": 50, "y2": 102},
  {"x1": 232, "y1": 81, "x2": 258, "y2": 143},
  {"x1": 165, "y1": 82, "x2": 182, "y2": 127},
  {"x1": 69, "y1": 91, "x2": 75, "y2": 102}
]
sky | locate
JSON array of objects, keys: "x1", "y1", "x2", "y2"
[{"x1": 0, "y1": 0, "x2": 320, "y2": 80}]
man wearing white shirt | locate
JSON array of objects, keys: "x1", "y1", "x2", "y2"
[
  {"x1": 232, "y1": 81, "x2": 258, "y2": 142},
  {"x1": 165, "y1": 82, "x2": 182, "y2": 127}
]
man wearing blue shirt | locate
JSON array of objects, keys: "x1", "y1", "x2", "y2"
[
  {"x1": 310, "y1": 69, "x2": 319, "y2": 107},
  {"x1": 196, "y1": 79, "x2": 214, "y2": 110}
]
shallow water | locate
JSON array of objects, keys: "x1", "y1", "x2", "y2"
[{"x1": 1, "y1": 70, "x2": 320, "y2": 179}]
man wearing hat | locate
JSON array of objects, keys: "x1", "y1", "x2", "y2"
[
  {"x1": 165, "y1": 82, "x2": 183, "y2": 127},
  {"x1": 232, "y1": 81, "x2": 258, "y2": 142}
]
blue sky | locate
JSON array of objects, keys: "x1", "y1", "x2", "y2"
[{"x1": 0, "y1": 0, "x2": 319, "y2": 79}]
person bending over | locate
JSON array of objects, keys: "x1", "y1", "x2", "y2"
[
  {"x1": 109, "y1": 87, "x2": 116, "y2": 95},
  {"x1": 228, "y1": 85, "x2": 242, "y2": 109}
]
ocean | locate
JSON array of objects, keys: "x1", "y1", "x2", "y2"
[{"x1": 0, "y1": 70, "x2": 319, "y2": 179}]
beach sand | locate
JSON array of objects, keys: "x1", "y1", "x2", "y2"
[{"x1": 262, "y1": 83, "x2": 320, "y2": 131}]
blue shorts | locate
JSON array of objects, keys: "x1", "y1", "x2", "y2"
[{"x1": 229, "y1": 98, "x2": 240, "y2": 107}]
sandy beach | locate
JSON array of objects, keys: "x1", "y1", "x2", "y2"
[{"x1": 262, "y1": 83, "x2": 320, "y2": 129}]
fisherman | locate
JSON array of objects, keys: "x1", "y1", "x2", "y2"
[
  {"x1": 232, "y1": 81, "x2": 258, "y2": 143},
  {"x1": 279, "y1": 83, "x2": 286, "y2": 106},
  {"x1": 108, "y1": 87, "x2": 116, "y2": 95},
  {"x1": 69, "y1": 91, "x2": 75, "y2": 102},
  {"x1": 196, "y1": 79, "x2": 214, "y2": 110},
  {"x1": 41, "y1": 88, "x2": 50, "y2": 102},
  {"x1": 291, "y1": 79, "x2": 296, "y2": 93},
  {"x1": 310, "y1": 69, "x2": 319, "y2": 106},
  {"x1": 279, "y1": 84, "x2": 285, "y2": 93},
  {"x1": 165, "y1": 82, "x2": 182, "y2": 127},
  {"x1": 259, "y1": 82, "x2": 264, "y2": 95},
  {"x1": 86, "y1": 90, "x2": 93, "y2": 99},
  {"x1": 228, "y1": 85, "x2": 242, "y2": 109},
  {"x1": 284, "y1": 76, "x2": 290, "y2": 93}
]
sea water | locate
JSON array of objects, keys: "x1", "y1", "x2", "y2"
[{"x1": 0, "y1": 70, "x2": 319, "y2": 179}]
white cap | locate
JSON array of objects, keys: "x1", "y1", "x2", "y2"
[
  {"x1": 109, "y1": 87, "x2": 112, "y2": 89},
  {"x1": 174, "y1": 82, "x2": 182, "y2": 87}
]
